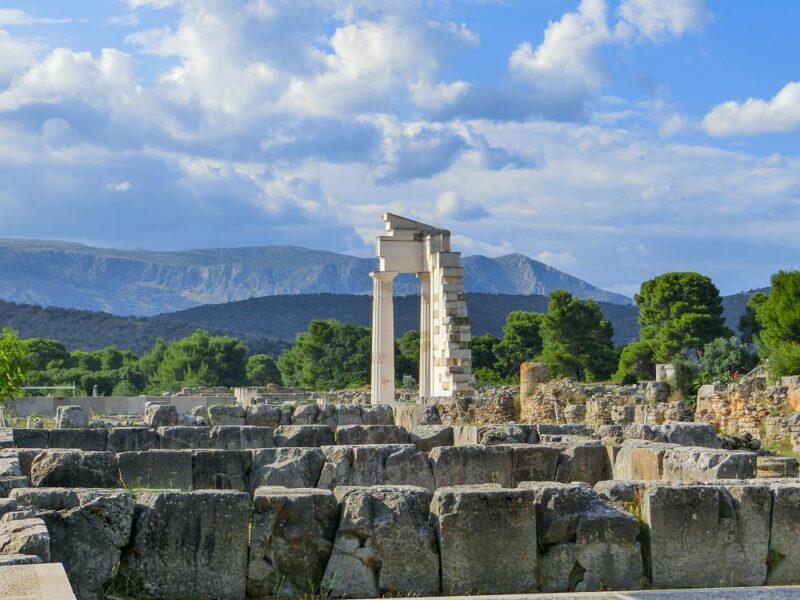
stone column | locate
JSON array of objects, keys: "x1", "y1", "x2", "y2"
[
  {"x1": 418, "y1": 271, "x2": 431, "y2": 401},
  {"x1": 370, "y1": 271, "x2": 397, "y2": 405}
]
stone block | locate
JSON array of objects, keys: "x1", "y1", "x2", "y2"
[
  {"x1": 292, "y1": 403, "x2": 319, "y2": 424},
  {"x1": 766, "y1": 482, "x2": 800, "y2": 585},
  {"x1": 551, "y1": 442, "x2": 612, "y2": 486},
  {"x1": 623, "y1": 423, "x2": 667, "y2": 443},
  {"x1": 119, "y1": 490, "x2": 250, "y2": 600},
  {"x1": 660, "y1": 422, "x2": 721, "y2": 448},
  {"x1": 315, "y1": 404, "x2": 338, "y2": 426},
  {"x1": 143, "y1": 402, "x2": 178, "y2": 428},
  {"x1": 274, "y1": 425, "x2": 335, "y2": 447},
  {"x1": 47, "y1": 428, "x2": 108, "y2": 451},
  {"x1": 1, "y1": 449, "x2": 41, "y2": 477},
  {"x1": 117, "y1": 450, "x2": 193, "y2": 490},
  {"x1": 335, "y1": 424, "x2": 409, "y2": 445},
  {"x1": 452, "y1": 425, "x2": 485, "y2": 446},
  {"x1": 593, "y1": 479, "x2": 648, "y2": 506},
  {"x1": 643, "y1": 482, "x2": 771, "y2": 588},
  {"x1": 336, "y1": 404, "x2": 363, "y2": 425},
  {"x1": 480, "y1": 424, "x2": 538, "y2": 445},
  {"x1": 157, "y1": 426, "x2": 210, "y2": 449},
  {"x1": 249, "y1": 447, "x2": 326, "y2": 491},
  {"x1": 192, "y1": 450, "x2": 252, "y2": 491},
  {"x1": 538, "y1": 424, "x2": 591, "y2": 437},
  {"x1": 360, "y1": 404, "x2": 394, "y2": 425},
  {"x1": 758, "y1": 456, "x2": 799, "y2": 478},
  {"x1": 0, "y1": 476, "x2": 28, "y2": 498},
  {"x1": 0, "y1": 517, "x2": 49, "y2": 562},
  {"x1": 410, "y1": 424, "x2": 453, "y2": 452},
  {"x1": 394, "y1": 403, "x2": 440, "y2": 430},
  {"x1": 431, "y1": 485, "x2": 537, "y2": 595},
  {"x1": 613, "y1": 440, "x2": 678, "y2": 480},
  {"x1": 208, "y1": 404, "x2": 246, "y2": 426},
  {"x1": 0, "y1": 498, "x2": 17, "y2": 519},
  {"x1": 209, "y1": 425, "x2": 274, "y2": 450},
  {"x1": 246, "y1": 403, "x2": 282, "y2": 427},
  {"x1": 10, "y1": 429, "x2": 49, "y2": 449},
  {"x1": 106, "y1": 427, "x2": 160, "y2": 453},
  {"x1": 317, "y1": 444, "x2": 435, "y2": 490},
  {"x1": 55, "y1": 405, "x2": 89, "y2": 429},
  {"x1": 10, "y1": 488, "x2": 81, "y2": 511},
  {"x1": 429, "y1": 445, "x2": 513, "y2": 488},
  {"x1": 0, "y1": 553, "x2": 43, "y2": 565},
  {"x1": 512, "y1": 445, "x2": 560, "y2": 485},
  {"x1": 322, "y1": 486, "x2": 439, "y2": 598},
  {"x1": 248, "y1": 487, "x2": 339, "y2": 599},
  {"x1": 0, "y1": 456, "x2": 21, "y2": 478},
  {"x1": 29, "y1": 450, "x2": 118, "y2": 488},
  {"x1": 520, "y1": 482, "x2": 642, "y2": 592},
  {"x1": 663, "y1": 447, "x2": 756, "y2": 482}
]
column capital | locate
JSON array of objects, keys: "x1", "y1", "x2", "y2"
[
  {"x1": 416, "y1": 271, "x2": 431, "y2": 281},
  {"x1": 370, "y1": 271, "x2": 397, "y2": 281}
]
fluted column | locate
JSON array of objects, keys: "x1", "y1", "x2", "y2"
[
  {"x1": 370, "y1": 271, "x2": 397, "y2": 404},
  {"x1": 418, "y1": 271, "x2": 431, "y2": 401}
]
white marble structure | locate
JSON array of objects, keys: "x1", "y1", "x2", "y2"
[{"x1": 370, "y1": 213, "x2": 474, "y2": 404}]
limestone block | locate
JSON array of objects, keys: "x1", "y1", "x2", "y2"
[
  {"x1": 480, "y1": 424, "x2": 537, "y2": 445},
  {"x1": 249, "y1": 447, "x2": 326, "y2": 491},
  {"x1": 662, "y1": 447, "x2": 756, "y2": 482},
  {"x1": 292, "y1": 404, "x2": 319, "y2": 424},
  {"x1": 248, "y1": 487, "x2": 338, "y2": 598},
  {"x1": 55, "y1": 406, "x2": 89, "y2": 429},
  {"x1": 335, "y1": 424, "x2": 409, "y2": 445},
  {"x1": 452, "y1": 425, "x2": 485, "y2": 446},
  {"x1": 29, "y1": 450, "x2": 118, "y2": 488},
  {"x1": 208, "y1": 404, "x2": 246, "y2": 426},
  {"x1": 0, "y1": 498, "x2": 17, "y2": 519},
  {"x1": 321, "y1": 486, "x2": 439, "y2": 598},
  {"x1": 410, "y1": 424, "x2": 453, "y2": 452},
  {"x1": 645, "y1": 381, "x2": 670, "y2": 403},
  {"x1": 431, "y1": 484, "x2": 537, "y2": 595},
  {"x1": 192, "y1": 450, "x2": 252, "y2": 491},
  {"x1": 157, "y1": 426, "x2": 210, "y2": 449},
  {"x1": 0, "y1": 476, "x2": 28, "y2": 498},
  {"x1": 757, "y1": 456, "x2": 799, "y2": 478},
  {"x1": 551, "y1": 442, "x2": 612, "y2": 486},
  {"x1": 10, "y1": 488, "x2": 81, "y2": 511},
  {"x1": 48, "y1": 428, "x2": 108, "y2": 451},
  {"x1": 44, "y1": 491, "x2": 135, "y2": 599},
  {"x1": 660, "y1": 422, "x2": 721, "y2": 448},
  {"x1": 106, "y1": 427, "x2": 159, "y2": 453},
  {"x1": 643, "y1": 482, "x2": 771, "y2": 588},
  {"x1": 274, "y1": 425, "x2": 335, "y2": 447},
  {"x1": 315, "y1": 405, "x2": 338, "y2": 426},
  {"x1": 117, "y1": 450, "x2": 193, "y2": 490},
  {"x1": 0, "y1": 449, "x2": 39, "y2": 478},
  {"x1": 623, "y1": 423, "x2": 667, "y2": 443},
  {"x1": 512, "y1": 445, "x2": 560, "y2": 485},
  {"x1": 317, "y1": 444, "x2": 435, "y2": 490},
  {"x1": 613, "y1": 441, "x2": 678, "y2": 480},
  {"x1": 520, "y1": 482, "x2": 642, "y2": 592},
  {"x1": 209, "y1": 425, "x2": 274, "y2": 450},
  {"x1": 538, "y1": 424, "x2": 591, "y2": 437},
  {"x1": 246, "y1": 403, "x2": 283, "y2": 427},
  {"x1": 766, "y1": 481, "x2": 800, "y2": 584},
  {"x1": 119, "y1": 490, "x2": 250, "y2": 600},
  {"x1": 593, "y1": 479, "x2": 649, "y2": 506},
  {"x1": 360, "y1": 404, "x2": 394, "y2": 425},
  {"x1": 336, "y1": 404, "x2": 363, "y2": 425},
  {"x1": 429, "y1": 445, "x2": 513, "y2": 488},
  {"x1": 143, "y1": 402, "x2": 178, "y2": 428},
  {"x1": 394, "y1": 404, "x2": 440, "y2": 431},
  {"x1": 0, "y1": 457, "x2": 21, "y2": 478},
  {"x1": 0, "y1": 517, "x2": 49, "y2": 562},
  {"x1": 10, "y1": 429, "x2": 49, "y2": 449},
  {"x1": 0, "y1": 553, "x2": 43, "y2": 565}
]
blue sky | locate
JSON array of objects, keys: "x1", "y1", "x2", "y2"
[{"x1": 0, "y1": 1, "x2": 798, "y2": 297}]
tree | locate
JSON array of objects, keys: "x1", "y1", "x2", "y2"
[
  {"x1": 0, "y1": 328, "x2": 31, "y2": 407},
  {"x1": 395, "y1": 330, "x2": 420, "y2": 384},
  {"x1": 614, "y1": 340, "x2": 655, "y2": 382},
  {"x1": 699, "y1": 336, "x2": 757, "y2": 379},
  {"x1": 493, "y1": 311, "x2": 544, "y2": 379},
  {"x1": 246, "y1": 354, "x2": 282, "y2": 386},
  {"x1": 635, "y1": 272, "x2": 731, "y2": 362},
  {"x1": 739, "y1": 291, "x2": 768, "y2": 345},
  {"x1": 540, "y1": 290, "x2": 617, "y2": 381},
  {"x1": 752, "y1": 271, "x2": 800, "y2": 379},
  {"x1": 23, "y1": 338, "x2": 68, "y2": 370}
]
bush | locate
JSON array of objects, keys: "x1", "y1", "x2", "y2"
[{"x1": 700, "y1": 336, "x2": 757, "y2": 378}]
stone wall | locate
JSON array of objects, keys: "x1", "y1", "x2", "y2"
[{"x1": 694, "y1": 380, "x2": 791, "y2": 439}]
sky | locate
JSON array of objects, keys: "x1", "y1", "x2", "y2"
[{"x1": 0, "y1": 0, "x2": 798, "y2": 297}]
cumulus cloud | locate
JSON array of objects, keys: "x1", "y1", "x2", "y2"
[
  {"x1": 0, "y1": 29, "x2": 43, "y2": 83},
  {"x1": 436, "y1": 191, "x2": 490, "y2": 221},
  {"x1": 0, "y1": 9, "x2": 71, "y2": 26},
  {"x1": 107, "y1": 181, "x2": 132, "y2": 192},
  {"x1": 617, "y1": 0, "x2": 710, "y2": 43},
  {"x1": 535, "y1": 250, "x2": 579, "y2": 269},
  {"x1": 703, "y1": 82, "x2": 800, "y2": 136}
]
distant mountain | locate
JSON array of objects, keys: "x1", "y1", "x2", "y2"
[{"x1": 0, "y1": 238, "x2": 632, "y2": 316}]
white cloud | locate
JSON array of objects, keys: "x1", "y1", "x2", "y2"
[
  {"x1": 0, "y1": 29, "x2": 43, "y2": 83},
  {"x1": 436, "y1": 191, "x2": 489, "y2": 221},
  {"x1": 107, "y1": 181, "x2": 132, "y2": 192},
  {"x1": 617, "y1": 0, "x2": 710, "y2": 43},
  {"x1": 703, "y1": 82, "x2": 800, "y2": 136},
  {"x1": 535, "y1": 250, "x2": 580, "y2": 270},
  {"x1": 0, "y1": 9, "x2": 71, "y2": 26}
]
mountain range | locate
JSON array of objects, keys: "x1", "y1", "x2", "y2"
[{"x1": 0, "y1": 238, "x2": 632, "y2": 316}]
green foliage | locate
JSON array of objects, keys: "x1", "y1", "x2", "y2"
[
  {"x1": 540, "y1": 290, "x2": 617, "y2": 382},
  {"x1": 395, "y1": 330, "x2": 420, "y2": 383},
  {"x1": 23, "y1": 338, "x2": 68, "y2": 370},
  {"x1": 614, "y1": 340, "x2": 655, "y2": 382},
  {"x1": 699, "y1": 336, "x2": 757, "y2": 378},
  {"x1": 246, "y1": 354, "x2": 282, "y2": 386},
  {"x1": 669, "y1": 358, "x2": 699, "y2": 403},
  {"x1": 278, "y1": 320, "x2": 370, "y2": 390},
  {"x1": 635, "y1": 272, "x2": 731, "y2": 362},
  {"x1": 739, "y1": 291, "x2": 768, "y2": 345},
  {"x1": 0, "y1": 328, "x2": 31, "y2": 407},
  {"x1": 749, "y1": 271, "x2": 800, "y2": 380},
  {"x1": 766, "y1": 342, "x2": 800, "y2": 382},
  {"x1": 493, "y1": 311, "x2": 544, "y2": 379}
]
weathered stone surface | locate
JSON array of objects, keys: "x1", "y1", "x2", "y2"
[
  {"x1": 208, "y1": 404, "x2": 246, "y2": 426},
  {"x1": 209, "y1": 425, "x2": 274, "y2": 450},
  {"x1": 593, "y1": 479, "x2": 648, "y2": 506},
  {"x1": 246, "y1": 403, "x2": 282, "y2": 427},
  {"x1": 452, "y1": 425, "x2": 486, "y2": 446},
  {"x1": 30, "y1": 451, "x2": 118, "y2": 488},
  {"x1": 613, "y1": 440, "x2": 678, "y2": 480},
  {"x1": 157, "y1": 426, "x2": 210, "y2": 449},
  {"x1": 322, "y1": 486, "x2": 439, "y2": 598},
  {"x1": 0, "y1": 517, "x2": 49, "y2": 562},
  {"x1": 117, "y1": 450, "x2": 193, "y2": 490},
  {"x1": 0, "y1": 476, "x2": 28, "y2": 498},
  {"x1": 248, "y1": 487, "x2": 339, "y2": 598},
  {"x1": 192, "y1": 449, "x2": 252, "y2": 491},
  {"x1": 410, "y1": 424, "x2": 454, "y2": 452},
  {"x1": 757, "y1": 456, "x2": 799, "y2": 478},
  {"x1": 318, "y1": 444, "x2": 435, "y2": 490},
  {"x1": 315, "y1": 404, "x2": 338, "y2": 426},
  {"x1": 336, "y1": 404, "x2": 363, "y2": 425},
  {"x1": 360, "y1": 404, "x2": 394, "y2": 425},
  {"x1": 0, "y1": 552, "x2": 43, "y2": 565},
  {"x1": 275, "y1": 425, "x2": 335, "y2": 447},
  {"x1": 48, "y1": 428, "x2": 108, "y2": 451},
  {"x1": 551, "y1": 442, "x2": 612, "y2": 486},
  {"x1": 10, "y1": 429, "x2": 49, "y2": 449},
  {"x1": 512, "y1": 445, "x2": 560, "y2": 484},
  {"x1": 0, "y1": 498, "x2": 17, "y2": 519},
  {"x1": 56, "y1": 406, "x2": 89, "y2": 429},
  {"x1": 643, "y1": 482, "x2": 771, "y2": 588},
  {"x1": 119, "y1": 490, "x2": 250, "y2": 600},
  {"x1": 623, "y1": 423, "x2": 667, "y2": 443},
  {"x1": 429, "y1": 444, "x2": 513, "y2": 488},
  {"x1": 766, "y1": 481, "x2": 800, "y2": 585},
  {"x1": 10, "y1": 488, "x2": 81, "y2": 511},
  {"x1": 431, "y1": 484, "x2": 537, "y2": 595},
  {"x1": 395, "y1": 403, "x2": 440, "y2": 431},
  {"x1": 143, "y1": 402, "x2": 178, "y2": 428},
  {"x1": 481, "y1": 424, "x2": 538, "y2": 445},
  {"x1": 106, "y1": 427, "x2": 160, "y2": 453},
  {"x1": 660, "y1": 422, "x2": 721, "y2": 448},
  {"x1": 45, "y1": 491, "x2": 135, "y2": 599},
  {"x1": 0, "y1": 457, "x2": 21, "y2": 478},
  {"x1": 292, "y1": 404, "x2": 319, "y2": 424},
  {"x1": 663, "y1": 447, "x2": 756, "y2": 482},
  {"x1": 538, "y1": 424, "x2": 591, "y2": 437},
  {"x1": 249, "y1": 447, "x2": 325, "y2": 491},
  {"x1": 336, "y1": 424, "x2": 409, "y2": 445},
  {"x1": 1, "y1": 449, "x2": 41, "y2": 477},
  {"x1": 520, "y1": 482, "x2": 642, "y2": 592}
]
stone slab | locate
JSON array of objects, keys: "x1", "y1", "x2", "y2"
[{"x1": 0, "y1": 562, "x2": 77, "y2": 600}]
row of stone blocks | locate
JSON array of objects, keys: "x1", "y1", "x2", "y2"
[{"x1": 2, "y1": 479, "x2": 799, "y2": 599}]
